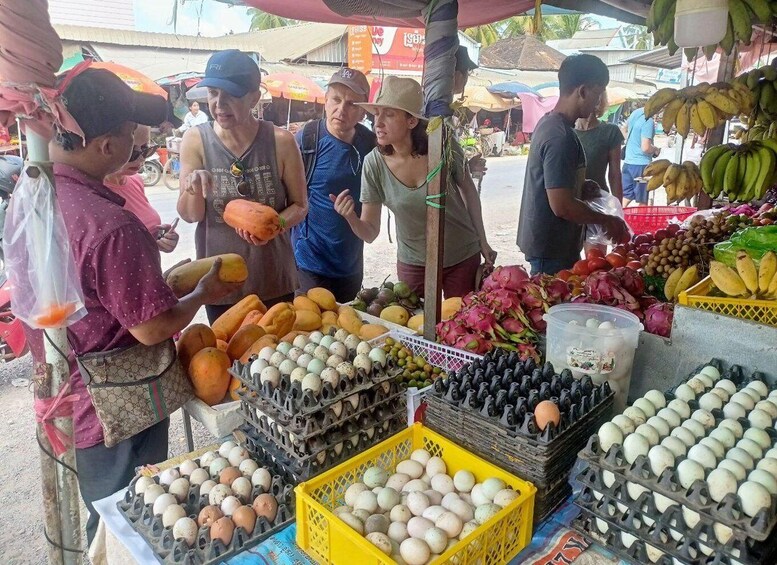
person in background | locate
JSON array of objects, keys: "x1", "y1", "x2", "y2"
[
  {"x1": 332, "y1": 76, "x2": 494, "y2": 298},
  {"x1": 453, "y1": 45, "x2": 487, "y2": 178},
  {"x1": 24, "y1": 68, "x2": 238, "y2": 545},
  {"x1": 516, "y1": 54, "x2": 630, "y2": 276},
  {"x1": 293, "y1": 68, "x2": 376, "y2": 303},
  {"x1": 179, "y1": 101, "x2": 208, "y2": 133},
  {"x1": 621, "y1": 103, "x2": 660, "y2": 207},
  {"x1": 177, "y1": 50, "x2": 308, "y2": 323},
  {"x1": 104, "y1": 124, "x2": 179, "y2": 253},
  {"x1": 575, "y1": 92, "x2": 625, "y2": 255}
]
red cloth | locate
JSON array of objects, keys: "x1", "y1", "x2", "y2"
[
  {"x1": 23, "y1": 164, "x2": 178, "y2": 449},
  {"x1": 105, "y1": 174, "x2": 163, "y2": 234},
  {"x1": 397, "y1": 253, "x2": 481, "y2": 299},
  {"x1": 34, "y1": 381, "x2": 79, "y2": 457}
]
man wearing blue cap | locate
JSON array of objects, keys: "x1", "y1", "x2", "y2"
[{"x1": 177, "y1": 50, "x2": 309, "y2": 322}]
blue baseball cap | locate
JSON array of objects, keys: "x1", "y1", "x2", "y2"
[{"x1": 198, "y1": 50, "x2": 261, "y2": 98}]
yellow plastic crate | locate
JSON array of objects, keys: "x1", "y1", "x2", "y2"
[
  {"x1": 295, "y1": 423, "x2": 536, "y2": 565},
  {"x1": 678, "y1": 276, "x2": 777, "y2": 327}
]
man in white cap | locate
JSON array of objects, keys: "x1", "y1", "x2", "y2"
[{"x1": 293, "y1": 67, "x2": 376, "y2": 302}]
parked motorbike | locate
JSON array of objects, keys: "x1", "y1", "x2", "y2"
[
  {"x1": 140, "y1": 152, "x2": 163, "y2": 187},
  {"x1": 0, "y1": 155, "x2": 27, "y2": 361}
]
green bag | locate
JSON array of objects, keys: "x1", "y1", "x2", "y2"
[{"x1": 714, "y1": 225, "x2": 777, "y2": 268}]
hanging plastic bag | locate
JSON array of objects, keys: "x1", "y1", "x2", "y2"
[
  {"x1": 585, "y1": 186, "x2": 628, "y2": 246},
  {"x1": 3, "y1": 163, "x2": 85, "y2": 328}
]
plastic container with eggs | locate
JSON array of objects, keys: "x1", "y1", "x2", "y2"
[
  {"x1": 579, "y1": 362, "x2": 777, "y2": 544},
  {"x1": 237, "y1": 389, "x2": 406, "y2": 462},
  {"x1": 116, "y1": 439, "x2": 294, "y2": 564},
  {"x1": 434, "y1": 351, "x2": 614, "y2": 445},
  {"x1": 232, "y1": 329, "x2": 396, "y2": 421},
  {"x1": 235, "y1": 413, "x2": 408, "y2": 483},
  {"x1": 544, "y1": 303, "x2": 643, "y2": 413},
  {"x1": 575, "y1": 462, "x2": 777, "y2": 564}
]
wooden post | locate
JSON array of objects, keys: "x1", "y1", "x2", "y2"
[{"x1": 423, "y1": 125, "x2": 447, "y2": 340}]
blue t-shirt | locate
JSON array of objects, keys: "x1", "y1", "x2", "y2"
[
  {"x1": 292, "y1": 121, "x2": 375, "y2": 278},
  {"x1": 624, "y1": 108, "x2": 655, "y2": 166}
]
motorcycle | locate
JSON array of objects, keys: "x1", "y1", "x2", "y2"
[
  {"x1": 0, "y1": 155, "x2": 27, "y2": 361},
  {"x1": 140, "y1": 151, "x2": 163, "y2": 187}
]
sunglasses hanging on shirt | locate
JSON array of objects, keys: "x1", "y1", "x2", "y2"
[
  {"x1": 130, "y1": 143, "x2": 159, "y2": 162},
  {"x1": 230, "y1": 158, "x2": 251, "y2": 197}
]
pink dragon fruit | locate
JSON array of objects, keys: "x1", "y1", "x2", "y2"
[
  {"x1": 454, "y1": 333, "x2": 491, "y2": 354},
  {"x1": 482, "y1": 265, "x2": 530, "y2": 292},
  {"x1": 515, "y1": 280, "x2": 548, "y2": 310},
  {"x1": 460, "y1": 304, "x2": 500, "y2": 337},
  {"x1": 611, "y1": 267, "x2": 645, "y2": 297},
  {"x1": 517, "y1": 343, "x2": 540, "y2": 363},
  {"x1": 544, "y1": 277, "x2": 572, "y2": 305},
  {"x1": 639, "y1": 295, "x2": 659, "y2": 311},
  {"x1": 526, "y1": 308, "x2": 547, "y2": 332},
  {"x1": 482, "y1": 288, "x2": 523, "y2": 315},
  {"x1": 436, "y1": 319, "x2": 468, "y2": 345},
  {"x1": 583, "y1": 271, "x2": 622, "y2": 302},
  {"x1": 644, "y1": 302, "x2": 674, "y2": 338}
]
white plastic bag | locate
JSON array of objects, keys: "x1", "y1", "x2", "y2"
[
  {"x1": 3, "y1": 164, "x2": 85, "y2": 328},
  {"x1": 586, "y1": 187, "x2": 627, "y2": 247}
]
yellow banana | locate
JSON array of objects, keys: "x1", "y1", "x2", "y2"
[
  {"x1": 673, "y1": 169, "x2": 688, "y2": 203},
  {"x1": 769, "y1": 269, "x2": 777, "y2": 297},
  {"x1": 736, "y1": 251, "x2": 759, "y2": 294},
  {"x1": 647, "y1": 174, "x2": 664, "y2": 191},
  {"x1": 645, "y1": 88, "x2": 680, "y2": 118},
  {"x1": 675, "y1": 101, "x2": 691, "y2": 137},
  {"x1": 665, "y1": 182, "x2": 677, "y2": 202},
  {"x1": 664, "y1": 266, "x2": 685, "y2": 300},
  {"x1": 710, "y1": 261, "x2": 748, "y2": 296},
  {"x1": 674, "y1": 265, "x2": 701, "y2": 299},
  {"x1": 696, "y1": 99, "x2": 717, "y2": 129},
  {"x1": 704, "y1": 89, "x2": 741, "y2": 116},
  {"x1": 663, "y1": 164, "x2": 682, "y2": 185},
  {"x1": 758, "y1": 251, "x2": 777, "y2": 294},
  {"x1": 661, "y1": 97, "x2": 685, "y2": 133},
  {"x1": 644, "y1": 159, "x2": 672, "y2": 177},
  {"x1": 690, "y1": 101, "x2": 707, "y2": 134}
]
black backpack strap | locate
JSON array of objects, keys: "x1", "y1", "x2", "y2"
[{"x1": 301, "y1": 119, "x2": 322, "y2": 186}]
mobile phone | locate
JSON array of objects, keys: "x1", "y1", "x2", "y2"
[{"x1": 157, "y1": 217, "x2": 180, "y2": 240}]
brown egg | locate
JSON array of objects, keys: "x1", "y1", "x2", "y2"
[
  {"x1": 210, "y1": 516, "x2": 235, "y2": 546},
  {"x1": 219, "y1": 466, "x2": 242, "y2": 487},
  {"x1": 232, "y1": 505, "x2": 257, "y2": 533},
  {"x1": 197, "y1": 505, "x2": 224, "y2": 528},
  {"x1": 252, "y1": 493, "x2": 279, "y2": 522},
  {"x1": 534, "y1": 400, "x2": 561, "y2": 431}
]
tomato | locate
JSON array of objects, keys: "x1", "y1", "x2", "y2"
[
  {"x1": 572, "y1": 260, "x2": 591, "y2": 277},
  {"x1": 586, "y1": 248, "x2": 605, "y2": 260},
  {"x1": 605, "y1": 253, "x2": 628, "y2": 268},
  {"x1": 587, "y1": 257, "x2": 611, "y2": 272},
  {"x1": 627, "y1": 260, "x2": 642, "y2": 270},
  {"x1": 556, "y1": 269, "x2": 574, "y2": 281}
]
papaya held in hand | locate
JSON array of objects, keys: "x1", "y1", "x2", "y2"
[
  {"x1": 223, "y1": 199, "x2": 285, "y2": 243},
  {"x1": 165, "y1": 254, "x2": 248, "y2": 298}
]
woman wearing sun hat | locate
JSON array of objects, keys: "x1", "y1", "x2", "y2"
[{"x1": 331, "y1": 76, "x2": 494, "y2": 297}]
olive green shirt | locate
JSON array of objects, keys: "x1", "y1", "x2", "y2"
[{"x1": 574, "y1": 121, "x2": 624, "y2": 193}]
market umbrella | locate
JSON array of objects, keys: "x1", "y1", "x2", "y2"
[
  {"x1": 607, "y1": 85, "x2": 641, "y2": 105},
  {"x1": 487, "y1": 82, "x2": 538, "y2": 97},
  {"x1": 262, "y1": 72, "x2": 326, "y2": 104},
  {"x1": 91, "y1": 61, "x2": 167, "y2": 97},
  {"x1": 462, "y1": 85, "x2": 517, "y2": 111}
]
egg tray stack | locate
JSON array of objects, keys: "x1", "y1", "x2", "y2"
[
  {"x1": 574, "y1": 364, "x2": 777, "y2": 565},
  {"x1": 571, "y1": 463, "x2": 777, "y2": 565},
  {"x1": 423, "y1": 351, "x2": 614, "y2": 522},
  {"x1": 233, "y1": 411, "x2": 407, "y2": 484},
  {"x1": 116, "y1": 464, "x2": 295, "y2": 564}
]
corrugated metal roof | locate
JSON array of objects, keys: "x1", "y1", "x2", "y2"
[
  {"x1": 479, "y1": 36, "x2": 566, "y2": 72},
  {"x1": 548, "y1": 28, "x2": 621, "y2": 50},
  {"x1": 237, "y1": 23, "x2": 349, "y2": 62},
  {"x1": 622, "y1": 46, "x2": 682, "y2": 70}
]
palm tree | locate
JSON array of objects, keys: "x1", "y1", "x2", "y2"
[
  {"x1": 247, "y1": 8, "x2": 298, "y2": 30},
  {"x1": 543, "y1": 14, "x2": 597, "y2": 40},
  {"x1": 464, "y1": 25, "x2": 502, "y2": 48},
  {"x1": 620, "y1": 24, "x2": 653, "y2": 50}
]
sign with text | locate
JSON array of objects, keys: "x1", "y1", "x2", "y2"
[{"x1": 348, "y1": 26, "x2": 427, "y2": 74}]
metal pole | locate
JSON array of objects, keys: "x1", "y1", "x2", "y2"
[{"x1": 26, "y1": 127, "x2": 83, "y2": 564}]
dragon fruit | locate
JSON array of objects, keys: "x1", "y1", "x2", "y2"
[
  {"x1": 611, "y1": 267, "x2": 645, "y2": 297},
  {"x1": 526, "y1": 308, "x2": 547, "y2": 332},
  {"x1": 515, "y1": 280, "x2": 547, "y2": 310},
  {"x1": 544, "y1": 278, "x2": 572, "y2": 304},
  {"x1": 517, "y1": 343, "x2": 540, "y2": 363},
  {"x1": 482, "y1": 288, "x2": 523, "y2": 314},
  {"x1": 583, "y1": 272, "x2": 622, "y2": 302},
  {"x1": 460, "y1": 304, "x2": 500, "y2": 336},
  {"x1": 482, "y1": 265, "x2": 530, "y2": 292},
  {"x1": 454, "y1": 333, "x2": 491, "y2": 354},
  {"x1": 644, "y1": 302, "x2": 674, "y2": 338},
  {"x1": 436, "y1": 319, "x2": 468, "y2": 346}
]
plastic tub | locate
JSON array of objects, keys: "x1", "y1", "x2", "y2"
[{"x1": 543, "y1": 304, "x2": 643, "y2": 412}]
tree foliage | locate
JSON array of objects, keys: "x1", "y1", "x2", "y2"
[{"x1": 247, "y1": 8, "x2": 298, "y2": 30}]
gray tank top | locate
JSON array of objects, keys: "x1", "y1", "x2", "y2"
[{"x1": 196, "y1": 121, "x2": 298, "y2": 304}]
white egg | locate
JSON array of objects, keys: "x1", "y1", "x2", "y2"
[
  {"x1": 677, "y1": 459, "x2": 705, "y2": 490},
  {"x1": 713, "y1": 522, "x2": 734, "y2": 546},
  {"x1": 749, "y1": 409, "x2": 773, "y2": 430},
  {"x1": 231, "y1": 477, "x2": 252, "y2": 500},
  {"x1": 611, "y1": 414, "x2": 636, "y2": 435},
  {"x1": 710, "y1": 387, "x2": 730, "y2": 403},
  {"x1": 251, "y1": 468, "x2": 272, "y2": 490},
  {"x1": 682, "y1": 418, "x2": 706, "y2": 440},
  {"x1": 208, "y1": 484, "x2": 232, "y2": 506},
  {"x1": 597, "y1": 422, "x2": 623, "y2": 452},
  {"x1": 336, "y1": 362, "x2": 356, "y2": 379},
  {"x1": 159, "y1": 468, "x2": 180, "y2": 486},
  {"x1": 173, "y1": 516, "x2": 198, "y2": 546},
  {"x1": 431, "y1": 474, "x2": 455, "y2": 496},
  {"x1": 259, "y1": 366, "x2": 281, "y2": 388},
  {"x1": 631, "y1": 398, "x2": 656, "y2": 418},
  {"x1": 368, "y1": 347, "x2": 387, "y2": 368},
  {"x1": 143, "y1": 483, "x2": 166, "y2": 505},
  {"x1": 320, "y1": 367, "x2": 340, "y2": 389},
  {"x1": 623, "y1": 406, "x2": 647, "y2": 427},
  {"x1": 585, "y1": 318, "x2": 600, "y2": 329},
  {"x1": 744, "y1": 427, "x2": 772, "y2": 450},
  {"x1": 390, "y1": 505, "x2": 412, "y2": 523},
  {"x1": 178, "y1": 460, "x2": 199, "y2": 477},
  {"x1": 717, "y1": 459, "x2": 747, "y2": 482},
  {"x1": 329, "y1": 341, "x2": 347, "y2": 360},
  {"x1": 293, "y1": 335, "x2": 309, "y2": 349},
  {"x1": 660, "y1": 436, "x2": 687, "y2": 458},
  {"x1": 643, "y1": 390, "x2": 667, "y2": 410},
  {"x1": 199, "y1": 480, "x2": 217, "y2": 495},
  {"x1": 189, "y1": 468, "x2": 210, "y2": 486},
  {"x1": 670, "y1": 426, "x2": 696, "y2": 448},
  {"x1": 730, "y1": 391, "x2": 755, "y2": 411},
  {"x1": 470, "y1": 484, "x2": 490, "y2": 507},
  {"x1": 707, "y1": 468, "x2": 738, "y2": 502},
  {"x1": 749, "y1": 469, "x2": 777, "y2": 495},
  {"x1": 714, "y1": 379, "x2": 736, "y2": 395},
  {"x1": 134, "y1": 476, "x2": 155, "y2": 495},
  {"x1": 657, "y1": 408, "x2": 682, "y2": 428},
  {"x1": 168, "y1": 478, "x2": 190, "y2": 503},
  {"x1": 355, "y1": 340, "x2": 372, "y2": 356},
  {"x1": 303, "y1": 342, "x2": 317, "y2": 355},
  {"x1": 737, "y1": 481, "x2": 771, "y2": 517},
  {"x1": 726, "y1": 447, "x2": 755, "y2": 470},
  {"x1": 686, "y1": 378, "x2": 706, "y2": 395},
  {"x1": 757, "y1": 458, "x2": 777, "y2": 478},
  {"x1": 353, "y1": 353, "x2": 373, "y2": 373},
  {"x1": 426, "y1": 457, "x2": 447, "y2": 478},
  {"x1": 648, "y1": 445, "x2": 675, "y2": 477},
  {"x1": 623, "y1": 433, "x2": 649, "y2": 464},
  {"x1": 302, "y1": 373, "x2": 322, "y2": 395},
  {"x1": 722, "y1": 401, "x2": 747, "y2": 420},
  {"x1": 297, "y1": 353, "x2": 314, "y2": 369},
  {"x1": 326, "y1": 354, "x2": 345, "y2": 369},
  {"x1": 767, "y1": 447, "x2": 777, "y2": 459},
  {"x1": 269, "y1": 351, "x2": 287, "y2": 368},
  {"x1": 756, "y1": 400, "x2": 777, "y2": 419},
  {"x1": 656, "y1": 493, "x2": 677, "y2": 514},
  {"x1": 635, "y1": 424, "x2": 660, "y2": 447},
  {"x1": 747, "y1": 380, "x2": 769, "y2": 398},
  {"x1": 687, "y1": 444, "x2": 717, "y2": 470},
  {"x1": 289, "y1": 367, "x2": 307, "y2": 385},
  {"x1": 645, "y1": 416, "x2": 670, "y2": 438},
  {"x1": 220, "y1": 495, "x2": 242, "y2": 517},
  {"x1": 602, "y1": 470, "x2": 615, "y2": 489},
  {"x1": 388, "y1": 521, "x2": 409, "y2": 543},
  {"x1": 682, "y1": 506, "x2": 700, "y2": 529},
  {"x1": 278, "y1": 358, "x2": 298, "y2": 376},
  {"x1": 668, "y1": 399, "x2": 691, "y2": 419},
  {"x1": 689, "y1": 409, "x2": 714, "y2": 430},
  {"x1": 700, "y1": 365, "x2": 721, "y2": 381},
  {"x1": 709, "y1": 427, "x2": 736, "y2": 450},
  {"x1": 227, "y1": 446, "x2": 250, "y2": 467},
  {"x1": 319, "y1": 335, "x2": 335, "y2": 349},
  {"x1": 696, "y1": 374, "x2": 714, "y2": 389},
  {"x1": 737, "y1": 438, "x2": 764, "y2": 460},
  {"x1": 481, "y1": 478, "x2": 506, "y2": 501},
  {"x1": 308, "y1": 331, "x2": 324, "y2": 344},
  {"x1": 673, "y1": 384, "x2": 696, "y2": 402},
  {"x1": 699, "y1": 437, "x2": 726, "y2": 459},
  {"x1": 400, "y1": 537, "x2": 431, "y2": 565},
  {"x1": 153, "y1": 493, "x2": 178, "y2": 516},
  {"x1": 257, "y1": 346, "x2": 275, "y2": 363},
  {"x1": 719, "y1": 418, "x2": 744, "y2": 439},
  {"x1": 453, "y1": 470, "x2": 476, "y2": 493},
  {"x1": 626, "y1": 481, "x2": 649, "y2": 501},
  {"x1": 287, "y1": 347, "x2": 304, "y2": 363},
  {"x1": 312, "y1": 345, "x2": 330, "y2": 362},
  {"x1": 238, "y1": 459, "x2": 258, "y2": 478},
  {"x1": 698, "y1": 392, "x2": 723, "y2": 412},
  {"x1": 209, "y1": 457, "x2": 230, "y2": 478}
]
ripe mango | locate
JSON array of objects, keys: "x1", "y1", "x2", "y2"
[
  {"x1": 442, "y1": 297, "x2": 463, "y2": 320},
  {"x1": 321, "y1": 311, "x2": 339, "y2": 326},
  {"x1": 293, "y1": 310, "x2": 322, "y2": 331},
  {"x1": 380, "y1": 305, "x2": 410, "y2": 326},
  {"x1": 360, "y1": 323, "x2": 389, "y2": 340},
  {"x1": 307, "y1": 287, "x2": 337, "y2": 311},
  {"x1": 293, "y1": 295, "x2": 322, "y2": 316},
  {"x1": 407, "y1": 314, "x2": 424, "y2": 334},
  {"x1": 338, "y1": 309, "x2": 363, "y2": 335}
]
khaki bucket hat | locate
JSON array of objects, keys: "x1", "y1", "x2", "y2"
[{"x1": 356, "y1": 75, "x2": 424, "y2": 119}]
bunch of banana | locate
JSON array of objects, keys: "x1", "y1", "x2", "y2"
[
  {"x1": 643, "y1": 159, "x2": 704, "y2": 202},
  {"x1": 733, "y1": 62, "x2": 777, "y2": 126},
  {"x1": 647, "y1": 0, "x2": 775, "y2": 58},
  {"x1": 644, "y1": 82, "x2": 751, "y2": 137},
  {"x1": 700, "y1": 140, "x2": 777, "y2": 201},
  {"x1": 664, "y1": 264, "x2": 701, "y2": 301},
  {"x1": 709, "y1": 251, "x2": 777, "y2": 299}
]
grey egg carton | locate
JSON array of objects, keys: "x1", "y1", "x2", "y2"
[
  {"x1": 231, "y1": 354, "x2": 400, "y2": 419},
  {"x1": 575, "y1": 465, "x2": 777, "y2": 564},
  {"x1": 237, "y1": 387, "x2": 405, "y2": 460},
  {"x1": 234, "y1": 414, "x2": 407, "y2": 483},
  {"x1": 234, "y1": 372, "x2": 403, "y2": 439},
  {"x1": 116, "y1": 463, "x2": 294, "y2": 564}
]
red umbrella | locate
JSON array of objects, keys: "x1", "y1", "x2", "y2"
[
  {"x1": 91, "y1": 62, "x2": 167, "y2": 97},
  {"x1": 262, "y1": 72, "x2": 325, "y2": 104}
]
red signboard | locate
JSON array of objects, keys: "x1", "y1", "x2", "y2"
[{"x1": 348, "y1": 26, "x2": 427, "y2": 74}]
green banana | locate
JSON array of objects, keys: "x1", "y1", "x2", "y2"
[
  {"x1": 711, "y1": 149, "x2": 734, "y2": 198},
  {"x1": 740, "y1": 150, "x2": 758, "y2": 201},
  {"x1": 754, "y1": 146, "x2": 777, "y2": 198},
  {"x1": 720, "y1": 17, "x2": 735, "y2": 55},
  {"x1": 759, "y1": 81, "x2": 776, "y2": 113},
  {"x1": 730, "y1": 0, "x2": 755, "y2": 45},
  {"x1": 742, "y1": 0, "x2": 772, "y2": 23},
  {"x1": 724, "y1": 152, "x2": 741, "y2": 198},
  {"x1": 700, "y1": 144, "x2": 729, "y2": 193}
]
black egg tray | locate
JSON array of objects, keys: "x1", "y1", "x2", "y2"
[
  {"x1": 231, "y1": 354, "x2": 400, "y2": 419},
  {"x1": 431, "y1": 354, "x2": 615, "y2": 446},
  {"x1": 234, "y1": 374, "x2": 403, "y2": 440},
  {"x1": 578, "y1": 433, "x2": 777, "y2": 542},
  {"x1": 575, "y1": 465, "x2": 777, "y2": 565},
  {"x1": 116, "y1": 466, "x2": 294, "y2": 564},
  {"x1": 236, "y1": 388, "x2": 406, "y2": 462},
  {"x1": 233, "y1": 414, "x2": 407, "y2": 483}
]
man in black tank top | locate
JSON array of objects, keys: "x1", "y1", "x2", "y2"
[{"x1": 176, "y1": 50, "x2": 309, "y2": 323}]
